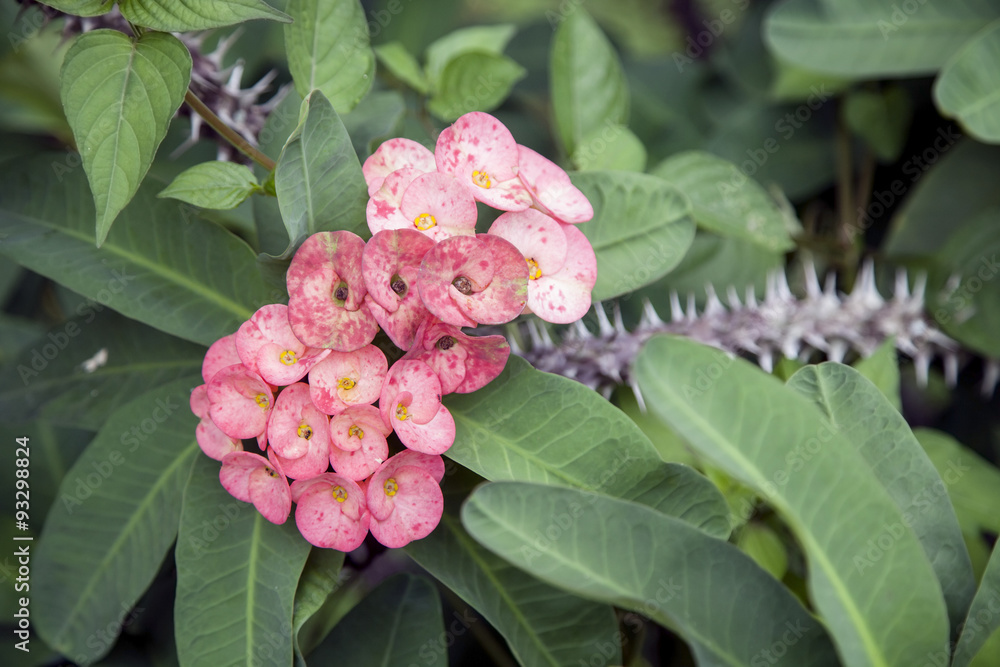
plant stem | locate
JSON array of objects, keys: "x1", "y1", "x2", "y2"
[{"x1": 184, "y1": 89, "x2": 277, "y2": 171}]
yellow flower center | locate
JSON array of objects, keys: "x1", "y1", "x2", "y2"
[
  {"x1": 348, "y1": 424, "x2": 364, "y2": 439},
  {"x1": 297, "y1": 424, "x2": 313, "y2": 440},
  {"x1": 472, "y1": 170, "x2": 491, "y2": 188},
  {"x1": 255, "y1": 393, "x2": 269, "y2": 409},
  {"x1": 338, "y1": 377, "x2": 356, "y2": 390},
  {"x1": 279, "y1": 349, "x2": 297, "y2": 365},
  {"x1": 264, "y1": 466, "x2": 277, "y2": 478},
  {"x1": 331, "y1": 485, "x2": 348, "y2": 503},
  {"x1": 384, "y1": 478, "x2": 399, "y2": 497},
  {"x1": 396, "y1": 403, "x2": 409, "y2": 421},
  {"x1": 526, "y1": 258, "x2": 542, "y2": 280},
  {"x1": 414, "y1": 212, "x2": 437, "y2": 230}
]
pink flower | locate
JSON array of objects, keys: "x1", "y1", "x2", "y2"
[
  {"x1": 219, "y1": 450, "x2": 292, "y2": 524},
  {"x1": 266, "y1": 382, "x2": 331, "y2": 463},
  {"x1": 404, "y1": 319, "x2": 509, "y2": 394},
  {"x1": 435, "y1": 112, "x2": 531, "y2": 211},
  {"x1": 379, "y1": 360, "x2": 455, "y2": 454},
  {"x1": 202, "y1": 333, "x2": 241, "y2": 384},
  {"x1": 366, "y1": 167, "x2": 423, "y2": 236},
  {"x1": 308, "y1": 344, "x2": 388, "y2": 415},
  {"x1": 207, "y1": 364, "x2": 273, "y2": 440},
  {"x1": 190, "y1": 384, "x2": 242, "y2": 461},
  {"x1": 236, "y1": 304, "x2": 331, "y2": 385},
  {"x1": 516, "y1": 145, "x2": 593, "y2": 224},
  {"x1": 361, "y1": 229, "x2": 435, "y2": 350},
  {"x1": 362, "y1": 138, "x2": 435, "y2": 196},
  {"x1": 489, "y1": 209, "x2": 596, "y2": 323},
  {"x1": 366, "y1": 451, "x2": 445, "y2": 548},
  {"x1": 368, "y1": 172, "x2": 478, "y2": 243},
  {"x1": 416, "y1": 234, "x2": 528, "y2": 327},
  {"x1": 329, "y1": 405, "x2": 391, "y2": 481},
  {"x1": 287, "y1": 231, "x2": 379, "y2": 351},
  {"x1": 291, "y1": 473, "x2": 370, "y2": 551}
]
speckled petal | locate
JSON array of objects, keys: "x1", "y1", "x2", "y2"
[
  {"x1": 288, "y1": 265, "x2": 379, "y2": 351},
  {"x1": 527, "y1": 223, "x2": 596, "y2": 324},
  {"x1": 309, "y1": 345, "x2": 388, "y2": 415},
  {"x1": 362, "y1": 229, "x2": 435, "y2": 313},
  {"x1": 363, "y1": 138, "x2": 435, "y2": 195},
  {"x1": 202, "y1": 334, "x2": 241, "y2": 383},
  {"x1": 367, "y1": 464, "x2": 443, "y2": 547},
  {"x1": 366, "y1": 168, "x2": 423, "y2": 236},
  {"x1": 517, "y1": 144, "x2": 593, "y2": 224},
  {"x1": 399, "y1": 172, "x2": 478, "y2": 242},
  {"x1": 207, "y1": 365, "x2": 272, "y2": 439},
  {"x1": 292, "y1": 474, "x2": 370, "y2": 550}
]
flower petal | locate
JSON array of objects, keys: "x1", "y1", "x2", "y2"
[
  {"x1": 398, "y1": 172, "x2": 478, "y2": 242},
  {"x1": 517, "y1": 144, "x2": 593, "y2": 223},
  {"x1": 292, "y1": 474, "x2": 370, "y2": 550},
  {"x1": 309, "y1": 345, "x2": 388, "y2": 415},
  {"x1": 368, "y1": 464, "x2": 443, "y2": 548},
  {"x1": 363, "y1": 138, "x2": 435, "y2": 195},
  {"x1": 526, "y1": 223, "x2": 597, "y2": 323},
  {"x1": 207, "y1": 365, "x2": 272, "y2": 439},
  {"x1": 202, "y1": 333, "x2": 241, "y2": 384}
]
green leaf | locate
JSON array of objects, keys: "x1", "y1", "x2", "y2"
[
  {"x1": 844, "y1": 87, "x2": 912, "y2": 162},
  {"x1": 119, "y1": 0, "x2": 289, "y2": 32},
  {"x1": 275, "y1": 90, "x2": 369, "y2": 248},
  {"x1": 34, "y1": 0, "x2": 112, "y2": 17},
  {"x1": 307, "y1": 574, "x2": 444, "y2": 666},
  {"x1": 174, "y1": 455, "x2": 311, "y2": 667},
  {"x1": 635, "y1": 336, "x2": 950, "y2": 667},
  {"x1": 0, "y1": 155, "x2": 274, "y2": 347},
  {"x1": 787, "y1": 363, "x2": 975, "y2": 633},
  {"x1": 570, "y1": 171, "x2": 696, "y2": 301},
  {"x1": 444, "y1": 356, "x2": 731, "y2": 538},
  {"x1": 253, "y1": 90, "x2": 303, "y2": 256},
  {"x1": 550, "y1": 9, "x2": 629, "y2": 155},
  {"x1": 374, "y1": 41, "x2": 429, "y2": 94},
  {"x1": 764, "y1": 0, "x2": 1000, "y2": 78},
  {"x1": 852, "y1": 338, "x2": 901, "y2": 411},
  {"x1": 158, "y1": 161, "x2": 259, "y2": 210},
  {"x1": 0, "y1": 311, "x2": 203, "y2": 430},
  {"x1": 34, "y1": 377, "x2": 201, "y2": 664},
  {"x1": 935, "y1": 19, "x2": 1000, "y2": 143},
  {"x1": 463, "y1": 481, "x2": 841, "y2": 667},
  {"x1": 652, "y1": 151, "x2": 794, "y2": 252},
  {"x1": 427, "y1": 51, "x2": 526, "y2": 122},
  {"x1": 284, "y1": 0, "x2": 374, "y2": 114},
  {"x1": 953, "y1": 543, "x2": 1000, "y2": 667},
  {"x1": 424, "y1": 24, "x2": 517, "y2": 86},
  {"x1": 292, "y1": 549, "x2": 345, "y2": 666},
  {"x1": 572, "y1": 124, "x2": 647, "y2": 172},
  {"x1": 60, "y1": 30, "x2": 191, "y2": 246},
  {"x1": 406, "y1": 513, "x2": 621, "y2": 667},
  {"x1": 340, "y1": 90, "x2": 407, "y2": 160},
  {"x1": 736, "y1": 522, "x2": 789, "y2": 580}
]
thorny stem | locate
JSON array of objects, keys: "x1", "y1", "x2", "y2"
[{"x1": 184, "y1": 89, "x2": 277, "y2": 171}]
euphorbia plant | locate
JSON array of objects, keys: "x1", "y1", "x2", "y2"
[{"x1": 3, "y1": 1, "x2": 1000, "y2": 666}]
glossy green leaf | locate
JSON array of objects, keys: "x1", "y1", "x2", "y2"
[
  {"x1": 0, "y1": 311, "x2": 203, "y2": 430},
  {"x1": 787, "y1": 362, "x2": 974, "y2": 632},
  {"x1": 844, "y1": 87, "x2": 912, "y2": 162},
  {"x1": 953, "y1": 543, "x2": 1000, "y2": 667},
  {"x1": 175, "y1": 455, "x2": 311, "y2": 667},
  {"x1": 119, "y1": 0, "x2": 289, "y2": 32},
  {"x1": 764, "y1": 0, "x2": 1000, "y2": 78},
  {"x1": 652, "y1": 150, "x2": 794, "y2": 252},
  {"x1": 374, "y1": 41, "x2": 429, "y2": 94},
  {"x1": 463, "y1": 482, "x2": 840, "y2": 667},
  {"x1": 427, "y1": 51, "x2": 526, "y2": 121},
  {"x1": 916, "y1": 429, "x2": 1000, "y2": 538},
  {"x1": 253, "y1": 90, "x2": 302, "y2": 257},
  {"x1": 275, "y1": 90, "x2": 369, "y2": 247},
  {"x1": 573, "y1": 124, "x2": 647, "y2": 172},
  {"x1": 34, "y1": 377, "x2": 201, "y2": 665},
  {"x1": 935, "y1": 20, "x2": 1000, "y2": 143},
  {"x1": 292, "y1": 549, "x2": 345, "y2": 667},
  {"x1": 852, "y1": 338, "x2": 901, "y2": 411},
  {"x1": 444, "y1": 356, "x2": 731, "y2": 538},
  {"x1": 424, "y1": 24, "x2": 517, "y2": 85},
  {"x1": 550, "y1": 9, "x2": 629, "y2": 155},
  {"x1": 0, "y1": 155, "x2": 273, "y2": 347},
  {"x1": 307, "y1": 574, "x2": 444, "y2": 666},
  {"x1": 636, "y1": 336, "x2": 950, "y2": 667},
  {"x1": 406, "y1": 513, "x2": 621, "y2": 667},
  {"x1": 736, "y1": 522, "x2": 789, "y2": 580},
  {"x1": 570, "y1": 171, "x2": 695, "y2": 301},
  {"x1": 158, "y1": 161, "x2": 259, "y2": 210},
  {"x1": 340, "y1": 90, "x2": 407, "y2": 160},
  {"x1": 35, "y1": 0, "x2": 112, "y2": 17},
  {"x1": 60, "y1": 30, "x2": 191, "y2": 246},
  {"x1": 284, "y1": 0, "x2": 374, "y2": 114}
]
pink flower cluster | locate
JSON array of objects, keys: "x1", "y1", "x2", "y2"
[{"x1": 189, "y1": 111, "x2": 596, "y2": 552}]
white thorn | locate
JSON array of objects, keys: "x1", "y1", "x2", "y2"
[
  {"x1": 912, "y1": 272, "x2": 927, "y2": 305},
  {"x1": 776, "y1": 269, "x2": 793, "y2": 300},
  {"x1": 857, "y1": 259, "x2": 882, "y2": 303},
  {"x1": 982, "y1": 361, "x2": 1000, "y2": 397},
  {"x1": 915, "y1": 353, "x2": 930, "y2": 387},
  {"x1": 704, "y1": 284, "x2": 725, "y2": 316},
  {"x1": 803, "y1": 258, "x2": 822, "y2": 299},
  {"x1": 686, "y1": 293, "x2": 697, "y2": 321},
  {"x1": 828, "y1": 341, "x2": 848, "y2": 364},
  {"x1": 612, "y1": 302, "x2": 626, "y2": 333},
  {"x1": 641, "y1": 298, "x2": 664, "y2": 327},
  {"x1": 595, "y1": 303, "x2": 615, "y2": 337},
  {"x1": 894, "y1": 269, "x2": 910, "y2": 301},
  {"x1": 944, "y1": 354, "x2": 958, "y2": 388},
  {"x1": 538, "y1": 321, "x2": 554, "y2": 347},
  {"x1": 670, "y1": 291, "x2": 684, "y2": 323},
  {"x1": 572, "y1": 320, "x2": 592, "y2": 339},
  {"x1": 600, "y1": 386, "x2": 614, "y2": 400},
  {"x1": 526, "y1": 320, "x2": 544, "y2": 348},
  {"x1": 758, "y1": 348, "x2": 774, "y2": 373},
  {"x1": 823, "y1": 272, "x2": 837, "y2": 298},
  {"x1": 726, "y1": 286, "x2": 742, "y2": 309},
  {"x1": 630, "y1": 380, "x2": 647, "y2": 413},
  {"x1": 765, "y1": 273, "x2": 777, "y2": 303},
  {"x1": 745, "y1": 285, "x2": 758, "y2": 309}
]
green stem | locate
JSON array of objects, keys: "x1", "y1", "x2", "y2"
[{"x1": 184, "y1": 89, "x2": 277, "y2": 171}]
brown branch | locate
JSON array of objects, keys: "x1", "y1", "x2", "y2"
[{"x1": 184, "y1": 89, "x2": 277, "y2": 171}]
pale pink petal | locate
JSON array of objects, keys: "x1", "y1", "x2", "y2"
[
  {"x1": 363, "y1": 138, "x2": 435, "y2": 195},
  {"x1": 207, "y1": 365, "x2": 273, "y2": 439},
  {"x1": 416, "y1": 236, "x2": 496, "y2": 328},
  {"x1": 527, "y1": 223, "x2": 596, "y2": 323},
  {"x1": 328, "y1": 407, "x2": 389, "y2": 481},
  {"x1": 235, "y1": 304, "x2": 332, "y2": 384},
  {"x1": 267, "y1": 383, "x2": 330, "y2": 460},
  {"x1": 288, "y1": 265, "x2": 379, "y2": 351},
  {"x1": 202, "y1": 334, "x2": 241, "y2": 383},
  {"x1": 292, "y1": 474, "x2": 370, "y2": 550},
  {"x1": 361, "y1": 229, "x2": 435, "y2": 314},
  {"x1": 517, "y1": 144, "x2": 593, "y2": 224},
  {"x1": 190, "y1": 384, "x2": 210, "y2": 419},
  {"x1": 405, "y1": 320, "x2": 509, "y2": 394},
  {"x1": 286, "y1": 231, "x2": 367, "y2": 310},
  {"x1": 309, "y1": 345, "x2": 388, "y2": 415},
  {"x1": 220, "y1": 452, "x2": 291, "y2": 524},
  {"x1": 193, "y1": 385, "x2": 241, "y2": 460},
  {"x1": 488, "y1": 208, "x2": 568, "y2": 277},
  {"x1": 366, "y1": 295, "x2": 432, "y2": 351},
  {"x1": 366, "y1": 168, "x2": 423, "y2": 236},
  {"x1": 393, "y1": 404, "x2": 456, "y2": 455},
  {"x1": 379, "y1": 360, "x2": 444, "y2": 426},
  {"x1": 367, "y1": 464, "x2": 444, "y2": 547},
  {"x1": 398, "y1": 172, "x2": 478, "y2": 242},
  {"x1": 269, "y1": 436, "x2": 331, "y2": 480},
  {"x1": 380, "y1": 450, "x2": 447, "y2": 483}
]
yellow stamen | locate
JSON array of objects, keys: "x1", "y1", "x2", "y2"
[
  {"x1": 279, "y1": 349, "x2": 297, "y2": 365},
  {"x1": 338, "y1": 377, "x2": 356, "y2": 390},
  {"x1": 331, "y1": 485, "x2": 348, "y2": 503},
  {"x1": 297, "y1": 424, "x2": 313, "y2": 440},
  {"x1": 264, "y1": 466, "x2": 277, "y2": 478},
  {"x1": 472, "y1": 170, "x2": 491, "y2": 188},
  {"x1": 384, "y1": 478, "x2": 399, "y2": 497},
  {"x1": 255, "y1": 393, "x2": 269, "y2": 409},
  {"x1": 414, "y1": 213, "x2": 437, "y2": 230},
  {"x1": 348, "y1": 424, "x2": 364, "y2": 439},
  {"x1": 396, "y1": 404, "x2": 409, "y2": 421},
  {"x1": 526, "y1": 258, "x2": 542, "y2": 280}
]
